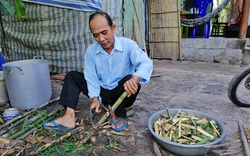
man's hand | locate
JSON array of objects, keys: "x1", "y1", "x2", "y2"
[
  {"x1": 90, "y1": 97, "x2": 102, "y2": 113},
  {"x1": 124, "y1": 76, "x2": 141, "y2": 97}
]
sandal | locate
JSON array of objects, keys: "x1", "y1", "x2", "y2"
[
  {"x1": 43, "y1": 120, "x2": 74, "y2": 131},
  {"x1": 110, "y1": 118, "x2": 126, "y2": 132}
]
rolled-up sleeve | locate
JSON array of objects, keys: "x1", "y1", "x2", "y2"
[{"x1": 129, "y1": 42, "x2": 153, "y2": 84}]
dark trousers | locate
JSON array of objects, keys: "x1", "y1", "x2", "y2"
[
  {"x1": 59, "y1": 71, "x2": 141, "y2": 117},
  {"x1": 247, "y1": 26, "x2": 250, "y2": 38}
]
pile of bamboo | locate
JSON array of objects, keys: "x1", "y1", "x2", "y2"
[
  {"x1": 153, "y1": 109, "x2": 221, "y2": 145},
  {"x1": 0, "y1": 98, "x2": 61, "y2": 155}
]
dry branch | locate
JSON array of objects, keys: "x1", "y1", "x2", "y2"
[
  {"x1": 30, "y1": 126, "x2": 87, "y2": 155},
  {"x1": 153, "y1": 141, "x2": 162, "y2": 156}
]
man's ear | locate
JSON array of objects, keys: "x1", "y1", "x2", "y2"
[{"x1": 111, "y1": 24, "x2": 116, "y2": 32}]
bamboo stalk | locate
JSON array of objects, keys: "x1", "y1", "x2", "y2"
[
  {"x1": 0, "y1": 97, "x2": 60, "y2": 130},
  {"x1": 79, "y1": 91, "x2": 128, "y2": 144},
  {"x1": 3, "y1": 116, "x2": 30, "y2": 138},
  {"x1": 0, "y1": 112, "x2": 36, "y2": 136},
  {"x1": 16, "y1": 108, "x2": 63, "y2": 140},
  {"x1": 4, "y1": 110, "x2": 56, "y2": 138},
  {"x1": 4, "y1": 113, "x2": 44, "y2": 138},
  {"x1": 8, "y1": 108, "x2": 62, "y2": 140}
]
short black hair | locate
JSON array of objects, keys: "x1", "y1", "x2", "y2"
[{"x1": 89, "y1": 12, "x2": 113, "y2": 30}]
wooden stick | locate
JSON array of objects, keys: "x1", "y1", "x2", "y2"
[
  {"x1": 153, "y1": 141, "x2": 162, "y2": 156},
  {"x1": 238, "y1": 120, "x2": 250, "y2": 156}
]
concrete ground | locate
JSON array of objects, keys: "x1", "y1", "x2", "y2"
[{"x1": 49, "y1": 59, "x2": 250, "y2": 156}]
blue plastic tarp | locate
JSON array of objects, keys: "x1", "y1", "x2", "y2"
[
  {"x1": 0, "y1": 53, "x2": 6, "y2": 71},
  {"x1": 23, "y1": 0, "x2": 102, "y2": 11}
]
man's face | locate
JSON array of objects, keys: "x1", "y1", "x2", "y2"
[{"x1": 89, "y1": 15, "x2": 116, "y2": 53}]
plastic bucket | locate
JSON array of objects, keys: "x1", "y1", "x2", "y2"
[{"x1": 2, "y1": 58, "x2": 52, "y2": 109}]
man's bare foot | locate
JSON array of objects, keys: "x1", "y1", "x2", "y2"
[
  {"x1": 45, "y1": 115, "x2": 75, "y2": 128},
  {"x1": 45, "y1": 107, "x2": 76, "y2": 128}
]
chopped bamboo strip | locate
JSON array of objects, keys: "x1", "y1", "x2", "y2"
[
  {"x1": 178, "y1": 120, "x2": 182, "y2": 138},
  {"x1": 209, "y1": 121, "x2": 220, "y2": 136},
  {"x1": 197, "y1": 126, "x2": 214, "y2": 140},
  {"x1": 181, "y1": 123, "x2": 196, "y2": 130},
  {"x1": 164, "y1": 117, "x2": 182, "y2": 132}
]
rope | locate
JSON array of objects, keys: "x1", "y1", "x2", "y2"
[{"x1": 181, "y1": 0, "x2": 231, "y2": 27}]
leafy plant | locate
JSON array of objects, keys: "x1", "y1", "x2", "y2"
[{"x1": 0, "y1": 0, "x2": 26, "y2": 19}]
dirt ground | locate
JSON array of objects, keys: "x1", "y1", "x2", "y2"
[{"x1": 48, "y1": 59, "x2": 250, "y2": 156}]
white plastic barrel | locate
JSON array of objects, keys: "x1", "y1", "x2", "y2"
[{"x1": 2, "y1": 58, "x2": 52, "y2": 109}]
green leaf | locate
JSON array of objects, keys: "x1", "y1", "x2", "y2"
[
  {"x1": 14, "y1": 0, "x2": 26, "y2": 19},
  {"x1": 0, "y1": 0, "x2": 15, "y2": 14},
  {"x1": 0, "y1": 5, "x2": 8, "y2": 14}
]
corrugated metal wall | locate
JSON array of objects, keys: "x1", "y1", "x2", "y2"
[
  {"x1": 102, "y1": 0, "x2": 124, "y2": 37},
  {"x1": 123, "y1": 0, "x2": 145, "y2": 49},
  {"x1": 0, "y1": 1, "x2": 126, "y2": 73},
  {"x1": 1, "y1": 4, "x2": 95, "y2": 73}
]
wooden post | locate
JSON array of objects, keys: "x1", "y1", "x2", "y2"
[{"x1": 239, "y1": 0, "x2": 250, "y2": 38}]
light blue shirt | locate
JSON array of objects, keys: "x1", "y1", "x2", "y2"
[{"x1": 84, "y1": 36, "x2": 153, "y2": 102}]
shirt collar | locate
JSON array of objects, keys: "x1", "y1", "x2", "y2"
[{"x1": 95, "y1": 36, "x2": 123, "y2": 54}]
